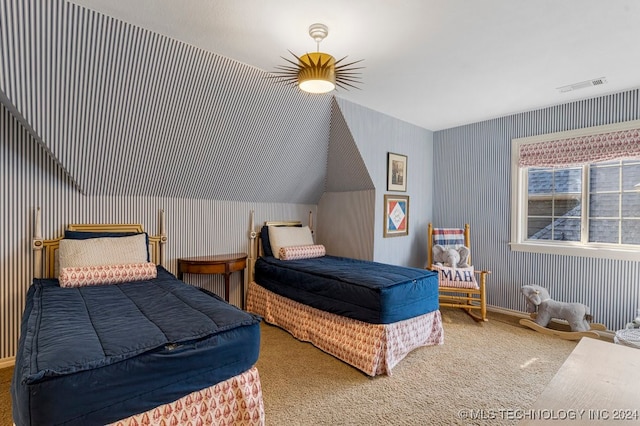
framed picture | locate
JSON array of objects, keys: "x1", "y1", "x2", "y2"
[
  {"x1": 383, "y1": 194, "x2": 409, "y2": 237},
  {"x1": 387, "y1": 152, "x2": 407, "y2": 192}
]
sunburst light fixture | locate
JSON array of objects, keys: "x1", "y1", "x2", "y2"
[{"x1": 271, "y1": 23, "x2": 363, "y2": 94}]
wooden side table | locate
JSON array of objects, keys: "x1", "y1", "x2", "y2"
[{"x1": 177, "y1": 253, "x2": 248, "y2": 308}]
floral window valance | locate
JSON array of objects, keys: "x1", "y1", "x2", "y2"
[{"x1": 518, "y1": 128, "x2": 640, "y2": 168}]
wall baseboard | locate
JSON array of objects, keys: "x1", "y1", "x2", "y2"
[
  {"x1": 488, "y1": 304, "x2": 531, "y2": 318},
  {"x1": 0, "y1": 357, "x2": 15, "y2": 369}
]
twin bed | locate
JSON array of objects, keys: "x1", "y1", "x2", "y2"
[
  {"x1": 246, "y1": 221, "x2": 444, "y2": 376},
  {"x1": 11, "y1": 213, "x2": 265, "y2": 426},
  {"x1": 11, "y1": 212, "x2": 443, "y2": 425}
]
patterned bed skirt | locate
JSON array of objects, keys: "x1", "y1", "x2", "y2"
[
  {"x1": 109, "y1": 366, "x2": 265, "y2": 426},
  {"x1": 246, "y1": 281, "x2": 444, "y2": 376}
]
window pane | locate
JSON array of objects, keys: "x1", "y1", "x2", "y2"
[
  {"x1": 528, "y1": 169, "x2": 552, "y2": 194},
  {"x1": 554, "y1": 168, "x2": 582, "y2": 193},
  {"x1": 528, "y1": 218, "x2": 552, "y2": 239},
  {"x1": 553, "y1": 219, "x2": 581, "y2": 241},
  {"x1": 528, "y1": 199, "x2": 552, "y2": 216},
  {"x1": 622, "y1": 193, "x2": 640, "y2": 217},
  {"x1": 622, "y1": 163, "x2": 640, "y2": 191},
  {"x1": 622, "y1": 220, "x2": 640, "y2": 244},
  {"x1": 589, "y1": 219, "x2": 619, "y2": 243},
  {"x1": 554, "y1": 197, "x2": 581, "y2": 217},
  {"x1": 589, "y1": 193, "x2": 620, "y2": 217},
  {"x1": 527, "y1": 167, "x2": 583, "y2": 243},
  {"x1": 590, "y1": 165, "x2": 620, "y2": 192}
]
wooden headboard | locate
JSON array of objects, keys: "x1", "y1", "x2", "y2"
[{"x1": 32, "y1": 209, "x2": 168, "y2": 279}]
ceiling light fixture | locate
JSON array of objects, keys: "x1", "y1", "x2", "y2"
[{"x1": 271, "y1": 23, "x2": 363, "y2": 94}]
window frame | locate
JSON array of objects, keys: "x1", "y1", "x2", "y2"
[{"x1": 511, "y1": 119, "x2": 640, "y2": 261}]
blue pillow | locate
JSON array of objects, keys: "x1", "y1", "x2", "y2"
[
  {"x1": 260, "y1": 226, "x2": 273, "y2": 257},
  {"x1": 64, "y1": 231, "x2": 150, "y2": 262}
]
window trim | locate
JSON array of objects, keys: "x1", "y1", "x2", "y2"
[{"x1": 511, "y1": 119, "x2": 640, "y2": 262}]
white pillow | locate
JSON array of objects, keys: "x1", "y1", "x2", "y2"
[
  {"x1": 431, "y1": 264, "x2": 479, "y2": 289},
  {"x1": 58, "y1": 234, "x2": 148, "y2": 271},
  {"x1": 268, "y1": 226, "x2": 314, "y2": 259}
]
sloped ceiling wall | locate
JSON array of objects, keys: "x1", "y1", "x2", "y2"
[
  {"x1": 0, "y1": 0, "x2": 334, "y2": 204},
  {"x1": 326, "y1": 98, "x2": 374, "y2": 192},
  {"x1": 316, "y1": 99, "x2": 375, "y2": 260}
]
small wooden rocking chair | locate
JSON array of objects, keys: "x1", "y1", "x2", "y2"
[{"x1": 427, "y1": 223, "x2": 490, "y2": 322}]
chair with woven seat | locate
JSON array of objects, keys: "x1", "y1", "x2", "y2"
[{"x1": 427, "y1": 223, "x2": 490, "y2": 322}]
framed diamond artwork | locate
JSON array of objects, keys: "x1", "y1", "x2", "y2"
[{"x1": 383, "y1": 194, "x2": 409, "y2": 237}]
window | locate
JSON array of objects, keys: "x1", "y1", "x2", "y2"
[
  {"x1": 527, "y1": 167, "x2": 583, "y2": 242},
  {"x1": 511, "y1": 120, "x2": 640, "y2": 261},
  {"x1": 589, "y1": 160, "x2": 640, "y2": 244}
]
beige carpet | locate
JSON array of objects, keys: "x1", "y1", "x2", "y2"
[
  {"x1": 255, "y1": 308, "x2": 577, "y2": 426},
  {"x1": 0, "y1": 308, "x2": 577, "y2": 426},
  {"x1": 0, "y1": 365, "x2": 11, "y2": 426}
]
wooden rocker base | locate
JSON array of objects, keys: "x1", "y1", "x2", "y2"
[
  {"x1": 463, "y1": 307, "x2": 487, "y2": 323},
  {"x1": 440, "y1": 300, "x2": 487, "y2": 322},
  {"x1": 519, "y1": 318, "x2": 606, "y2": 341}
]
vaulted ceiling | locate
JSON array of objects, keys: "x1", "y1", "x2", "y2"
[
  {"x1": 0, "y1": 0, "x2": 353, "y2": 203},
  {"x1": 69, "y1": 0, "x2": 640, "y2": 131},
  {"x1": 4, "y1": 0, "x2": 639, "y2": 204}
]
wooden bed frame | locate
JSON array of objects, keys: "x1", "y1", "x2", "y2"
[
  {"x1": 27, "y1": 209, "x2": 265, "y2": 425},
  {"x1": 32, "y1": 208, "x2": 167, "y2": 279},
  {"x1": 246, "y1": 213, "x2": 443, "y2": 376},
  {"x1": 247, "y1": 209, "x2": 312, "y2": 284}
]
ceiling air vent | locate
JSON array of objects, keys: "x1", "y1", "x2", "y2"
[{"x1": 557, "y1": 77, "x2": 607, "y2": 93}]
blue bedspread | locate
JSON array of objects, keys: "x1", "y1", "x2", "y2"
[
  {"x1": 255, "y1": 255, "x2": 438, "y2": 324},
  {"x1": 12, "y1": 266, "x2": 261, "y2": 426}
]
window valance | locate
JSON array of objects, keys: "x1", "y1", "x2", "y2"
[{"x1": 518, "y1": 128, "x2": 640, "y2": 168}]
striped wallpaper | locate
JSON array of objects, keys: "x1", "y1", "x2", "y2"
[
  {"x1": 0, "y1": 102, "x2": 318, "y2": 361},
  {"x1": 325, "y1": 98, "x2": 374, "y2": 193},
  {"x1": 0, "y1": 0, "x2": 436, "y2": 364},
  {"x1": 3, "y1": 0, "x2": 639, "y2": 362},
  {"x1": 0, "y1": 94, "x2": 435, "y2": 363},
  {"x1": 333, "y1": 98, "x2": 435, "y2": 268},
  {"x1": 433, "y1": 89, "x2": 640, "y2": 331},
  {"x1": 0, "y1": 0, "x2": 332, "y2": 204}
]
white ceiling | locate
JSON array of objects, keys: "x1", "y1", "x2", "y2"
[{"x1": 70, "y1": 0, "x2": 640, "y2": 131}]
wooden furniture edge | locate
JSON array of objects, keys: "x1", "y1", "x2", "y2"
[{"x1": 178, "y1": 253, "x2": 248, "y2": 308}]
